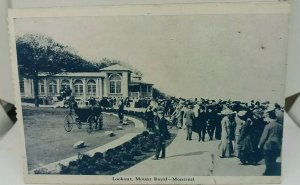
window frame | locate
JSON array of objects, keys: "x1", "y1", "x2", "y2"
[{"x1": 109, "y1": 74, "x2": 122, "y2": 94}]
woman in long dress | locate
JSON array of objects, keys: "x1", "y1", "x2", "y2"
[
  {"x1": 218, "y1": 110, "x2": 236, "y2": 158},
  {"x1": 238, "y1": 118, "x2": 255, "y2": 164}
]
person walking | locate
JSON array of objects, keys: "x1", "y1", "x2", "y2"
[
  {"x1": 118, "y1": 99, "x2": 124, "y2": 124},
  {"x1": 218, "y1": 109, "x2": 236, "y2": 158},
  {"x1": 258, "y1": 110, "x2": 283, "y2": 176},
  {"x1": 238, "y1": 118, "x2": 255, "y2": 165},
  {"x1": 196, "y1": 106, "x2": 207, "y2": 142},
  {"x1": 145, "y1": 106, "x2": 154, "y2": 131},
  {"x1": 152, "y1": 109, "x2": 168, "y2": 160},
  {"x1": 206, "y1": 108, "x2": 216, "y2": 141},
  {"x1": 234, "y1": 110, "x2": 247, "y2": 157},
  {"x1": 183, "y1": 103, "x2": 195, "y2": 141}
]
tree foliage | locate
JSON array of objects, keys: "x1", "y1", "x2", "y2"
[
  {"x1": 152, "y1": 87, "x2": 166, "y2": 99},
  {"x1": 16, "y1": 33, "x2": 99, "y2": 78}
]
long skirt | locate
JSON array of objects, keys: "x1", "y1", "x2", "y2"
[{"x1": 219, "y1": 138, "x2": 233, "y2": 158}]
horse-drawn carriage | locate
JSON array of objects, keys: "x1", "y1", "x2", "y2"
[{"x1": 64, "y1": 106, "x2": 103, "y2": 133}]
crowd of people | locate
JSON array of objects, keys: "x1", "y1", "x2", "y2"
[
  {"x1": 66, "y1": 95, "x2": 283, "y2": 176},
  {"x1": 145, "y1": 97, "x2": 283, "y2": 176}
]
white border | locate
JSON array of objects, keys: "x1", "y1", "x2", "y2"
[{"x1": 8, "y1": 2, "x2": 289, "y2": 184}]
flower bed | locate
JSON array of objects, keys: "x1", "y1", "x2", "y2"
[{"x1": 53, "y1": 109, "x2": 177, "y2": 175}]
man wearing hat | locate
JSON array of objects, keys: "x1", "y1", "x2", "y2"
[
  {"x1": 152, "y1": 108, "x2": 168, "y2": 160},
  {"x1": 258, "y1": 109, "x2": 283, "y2": 176},
  {"x1": 183, "y1": 102, "x2": 195, "y2": 141}
]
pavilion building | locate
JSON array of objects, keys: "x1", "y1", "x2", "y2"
[{"x1": 19, "y1": 64, "x2": 153, "y2": 100}]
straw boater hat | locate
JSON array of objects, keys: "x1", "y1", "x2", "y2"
[
  {"x1": 219, "y1": 108, "x2": 235, "y2": 115},
  {"x1": 237, "y1": 110, "x2": 248, "y2": 117}
]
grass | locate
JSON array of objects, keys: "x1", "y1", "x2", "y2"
[{"x1": 22, "y1": 106, "x2": 144, "y2": 170}]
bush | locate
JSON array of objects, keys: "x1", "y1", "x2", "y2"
[
  {"x1": 122, "y1": 142, "x2": 134, "y2": 151},
  {"x1": 95, "y1": 158, "x2": 111, "y2": 172},
  {"x1": 93, "y1": 152, "x2": 104, "y2": 160},
  {"x1": 141, "y1": 130, "x2": 149, "y2": 137},
  {"x1": 129, "y1": 146, "x2": 142, "y2": 156},
  {"x1": 69, "y1": 160, "x2": 77, "y2": 167},
  {"x1": 110, "y1": 156, "x2": 123, "y2": 166}
]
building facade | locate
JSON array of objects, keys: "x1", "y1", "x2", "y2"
[{"x1": 20, "y1": 64, "x2": 153, "y2": 100}]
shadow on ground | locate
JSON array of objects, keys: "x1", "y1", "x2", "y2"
[{"x1": 166, "y1": 151, "x2": 208, "y2": 159}]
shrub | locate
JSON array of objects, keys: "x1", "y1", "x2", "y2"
[
  {"x1": 110, "y1": 156, "x2": 123, "y2": 166},
  {"x1": 122, "y1": 142, "x2": 134, "y2": 151},
  {"x1": 129, "y1": 146, "x2": 142, "y2": 156},
  {"x1": 69, "y1": 160, "x2": 77, "y2": 167},
  {"x1": 141, "y1": 130, "x2": 149, "y2": 137},
  {"x1": 93, "y1": 152, "x2": 104, "y2": 160},
  {"x1": 80, "y1": 154, "x2": 93, "y2": 163},
  {"x1": 34, "y1": 168, "x2": 50, "y2": 174},
  {"x1": 95, "y1": 158, "x2": 111, "y2": 171}
]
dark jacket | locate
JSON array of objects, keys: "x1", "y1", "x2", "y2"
[
  {"x1": 153, "y1": 116, "x2": 168, "y2": 138},
  {"x1": 238, "y1": 122, "x2": 254, "y2": 151}
]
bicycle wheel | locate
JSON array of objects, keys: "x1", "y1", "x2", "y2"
[{"x1": 64, "y1": 114, "x2": 74, "y2": 132}]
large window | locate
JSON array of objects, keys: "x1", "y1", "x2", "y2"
[
  {"x1": 20, "y1": 79, "x2": 25, "y2": 94},
  {"x1": 48, "y1": 80, "x2": 57, "y2": 95},
  {"x1": 87, "y1": 80, "x2": 96, "y2": 96},
  {"x1": 61, "y1": 79, "x2": 71, "y2": 90},
  {"x1": 74, "y1": 80, "x2": 84, "y2": 96},
  {"x1": 109, "y1": 74, "x2": 121, "y2": 94},
  {"x1": 39, "y1": 80, "x2": 45, "y2": 95}
]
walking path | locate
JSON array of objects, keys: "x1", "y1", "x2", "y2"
[{"x1": 119, "y1": 129, "x2": 266, "y2": 176}]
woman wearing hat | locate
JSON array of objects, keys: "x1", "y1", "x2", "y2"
[
  {"x1": 218, "y1": 109, "x2": 236, "y2": 158},
  {"x1": 237, "y1": 117, "x2": 255, "y2": 165}
]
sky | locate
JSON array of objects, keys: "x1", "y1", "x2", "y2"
[{"x1": 14, "y1": 13, "x2": 289, "y2": 104}]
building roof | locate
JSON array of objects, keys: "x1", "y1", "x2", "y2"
[
  {"x1": 39, "y1": 72, "x2": 106, "y2": 78},
  {"x1": 129, "y1": 78, "x2": 153, "y2": 85},
  {"x1": 100, "y1": 64, "x2": 132, "y2": 72}
]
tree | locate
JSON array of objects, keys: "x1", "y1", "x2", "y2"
[
  {"x1": 16, "y1": 33, "x2": 98, "y2": 107},
  {"x1": 152, "y1": 87, "x2": 166, "y2": 99}
]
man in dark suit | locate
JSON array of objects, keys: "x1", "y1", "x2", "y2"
[
  {"x1": 196, "y1": 106, "x2": 207, "y2": 142},
  {"x1": 152, "y1": 109, "x2": 168, "y2": 160},
  {"x1": 258, "y1": 110, "x2": 283, "y2": 176}
]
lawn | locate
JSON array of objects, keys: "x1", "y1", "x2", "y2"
[{"x1": 22, "y1": 106, "x2": 144, "y2": 170}]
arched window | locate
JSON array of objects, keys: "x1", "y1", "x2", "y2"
[
  {"x1": 61, "y1": 79, "x2": 71, "y2": 90},
  {"x1": 48, "y1": 80, "x2": 57, "y2": 95},
  {"x1": 87, "y1": 80, "x2": 96, "y2": 95},
  {"x1": 109, "y1": 74, "x2": 122, "y2": 94},
  {"x1": 39, "y1": 80, "x2": 45, "y2": 95},
  {"x1": 74, "y1": 80, "x2": 83, "y2": 96},
  {"x1": 19, "y1": 78, "x2": 25, "y2": 95}
]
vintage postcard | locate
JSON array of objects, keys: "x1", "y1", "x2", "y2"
[{"x1": 8, "y1": 2, "x2": 289, "y2": 184}]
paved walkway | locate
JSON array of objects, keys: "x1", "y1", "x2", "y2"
[{"x1": 119, "y1": 129, "x2": 266, "y2": 176}]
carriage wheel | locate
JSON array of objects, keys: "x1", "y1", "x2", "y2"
[
  {"x1": 87, "y1": 116, "x2": 96, "y2": 134},
  {"x1": 77, "y1": 122, "x2": 82, "y2": 129},
  {"x1": 64, "y1": 114, "x2": 74, "y2": 132}
]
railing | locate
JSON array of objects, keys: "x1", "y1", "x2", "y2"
[
  {"x1": 129, "y1": 92, "x2": 139, "y2": 98},
  {"x1": 129, "y1": 92, "x2": 152, "y2": 98}
]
